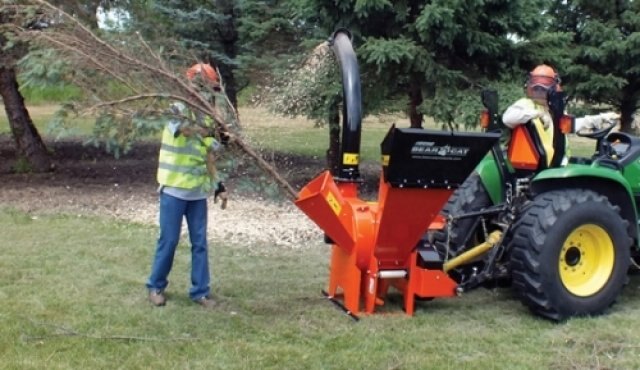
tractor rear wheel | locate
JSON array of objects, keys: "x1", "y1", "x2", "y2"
[
  {"x1": 432, "y1": 172, "x2": 492, "y2": 280},
  {"x1": 510, "y1": 189, "x2": 630, "y2": 321}
]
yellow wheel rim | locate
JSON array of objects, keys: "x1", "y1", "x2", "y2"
[{"x1": 559, "y1": 224, "x2": 615, "y2": 297}]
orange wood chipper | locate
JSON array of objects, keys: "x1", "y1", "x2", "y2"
[{"x1": 295, "y1": 29, "x2": 500, "y2": 317}]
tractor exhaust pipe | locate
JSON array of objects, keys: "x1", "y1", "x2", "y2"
[{"x1": 329, "y1": 28, "x2": 362, "y2": 181}]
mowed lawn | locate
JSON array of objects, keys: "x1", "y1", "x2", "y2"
[{"x1": 2, "y1": 209, "x2": 640, "y2": 369}]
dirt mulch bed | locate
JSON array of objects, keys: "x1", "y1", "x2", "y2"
[{"x1": 0, "y1": 136, "x2": 381, "y2": 249}]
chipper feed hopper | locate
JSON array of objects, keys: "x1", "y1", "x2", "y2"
[{"x1": 295, "y1": 29, "x2": 500, "y2": 316}]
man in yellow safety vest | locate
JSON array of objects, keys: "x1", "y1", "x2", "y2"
[
  {"x1": 503, "y1": 64, "x2": 619, "y2": 166},
  {"x1": 146, "y1": 63, "x2": 226, "y2": 308}
]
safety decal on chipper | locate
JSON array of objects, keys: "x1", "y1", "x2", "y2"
[
  {"x1": 381, "y1": 155, "x2": 389, "y2": 166},
  {"x1": 325, "y1": 192, "x2": 342, "y2": 216},
  {"x1": 342, "y1": 152, "x2": 359, "y2": 165}
]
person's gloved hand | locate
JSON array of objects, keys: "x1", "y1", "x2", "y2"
[
  {"x1": 578, "y1": 112, "x2": 620, "y2": 131},
  {"x1": 214, "y1": 182, "x2": 228, "y2": 210},
  {"x1": 592, "y1": 112, "x2": 621, "y2": 130},
  {"x1": 599, "y1": 112, "x2": 621, "y2": 123},
  {"x1": 220, "y1": 131, "x2": 231, "y2": 146}
]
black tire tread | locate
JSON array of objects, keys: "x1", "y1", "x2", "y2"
[
  {"x1": 510, "y1": 189, "x2": 630, "y2": 321},
  {"x1": 432, "y1": 172, "x2": 492, "y2": 258}
]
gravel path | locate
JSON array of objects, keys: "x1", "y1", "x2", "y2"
[
  {"x1": 0, "y1": 182, "x2": 322, "y2": 249},
  {"x1": 0, "y1": 137, "x2": 384, "y2": 250}
]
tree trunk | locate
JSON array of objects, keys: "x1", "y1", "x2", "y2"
[
  {"x1": 0, "y1": 66, "x2": 51, "y2": 172},
  {"x1": 620, "y1": 87, "x2": 637, "y2": 133},
  {"x1": 215, "y1": 0, "x2": 239, "y2": 109},
  {"x1": 327, "y1": 101, "x2": 341, "y2": 175},
  {"x1": 408, "y1": 78, "x2": 423, "y2": 128}
]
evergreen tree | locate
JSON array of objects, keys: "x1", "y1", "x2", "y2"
[
  {"x1": 237, "y1": 0, "x2": 305, "y2": 85},
  {"x1": 127, "y1": 0, "x2": 299, "y2": 109},
  {"x1": 287, "y1": 0, "x2": 567, "y2": 129},
  {"x1": 126, "y1": 1, "x2": 241, "y2": 107},
  {"x1": 549, "y1": 1, "x2": 640, "y2": 132},
  {"x1": 271, "y1": 0, "x2": 568, "y2": 170}
]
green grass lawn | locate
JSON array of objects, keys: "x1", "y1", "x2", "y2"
[
  {"x1": 2, "y1": 208, "x2": 640, "y2": 369},
  {"x1": 0, "y1": 105, "x2": 96, "y2": 137}
]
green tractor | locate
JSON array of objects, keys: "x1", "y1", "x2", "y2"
[{"x1": 430, "y1": 89, "x2": 640, "y2": 321}]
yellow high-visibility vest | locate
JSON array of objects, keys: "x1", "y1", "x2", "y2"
[
  {"x1": 157, "y1": 125, "x2": 215, "y2": 189},
  {"x1": 516, "y1": 98, "x2": 555, "y2": 166}
]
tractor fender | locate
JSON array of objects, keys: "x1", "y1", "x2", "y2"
[
  {"x1": 475, "y1": 156, "x2": 503, "y2": 205},
  {"x1": 531, "y1": 165, "x2": 639, "y2": 245}
]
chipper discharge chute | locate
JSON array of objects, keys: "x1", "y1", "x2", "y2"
[{"x1": 295, "y1": 29, "x2": 500, "y2": 316}]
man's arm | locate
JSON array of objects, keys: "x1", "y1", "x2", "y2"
[
  {"x1": 168, "y1": 103, "x2": 215, "y2": 138},
  {"x1": 205, "y1": 150, "x2": 217, "y2": 180},
  {"x1": 502, "y1": 99, "x2": 541, "y2": 129},
  {"x1": 574, "y1": 112, "x2": 620, "y2": 132},
  {"x1": 179, "y1": 124, "x2": 211, "y2": 138}
]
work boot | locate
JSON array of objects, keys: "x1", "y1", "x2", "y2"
[
  {"x1": 148, "y1": 290, "x2": 166, "y2": 306},
  {"x1": 194, "y1": 296, "x2": 217, "y2": 309}
]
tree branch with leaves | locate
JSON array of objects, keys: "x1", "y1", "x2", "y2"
[{"x1": 11, "y1": 0, "x2": 297, "y2": 199}]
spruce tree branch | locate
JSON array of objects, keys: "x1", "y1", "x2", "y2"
[
  {"x1": 136, "y1": 31, "x2": 168, "y2": 71},
  {"x1": 85, "y1": 94, "x2": 208, "y2": 116},
  {"x1": 26, "y1": 30, "x2": 140, "y2": 94},
  {"x1": 33, "y1": 0, "x2": 142, "y2": 67},
  {"x1": 16, "y1": 0, "x2": 298, "y2": 199}
]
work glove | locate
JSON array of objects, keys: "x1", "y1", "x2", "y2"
[
  {"x1": 578, "y1": 112, "x2": 620, "y2": 131},
  {"x1": 220, "y1": 131, "x2": 231, "y2": 146},
  {"x1": 214, "y1": 181, "x2": 228, "y2": 210},
  {"x1": 599, "y1": 112, "x2": 621, "y2": 123}
]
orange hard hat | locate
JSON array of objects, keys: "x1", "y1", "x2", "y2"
[
  {"x1": 186, "y1": 63, "x2": 219, "y2": 84},
  {"x1": 526, "y1": 64, "x2": 561, "y2": 102},
  {"x1": 528, "y1": 64, "x2": 560, "y2": 89}
]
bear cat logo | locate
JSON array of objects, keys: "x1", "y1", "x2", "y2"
[{"x1": 410, "y1": 141, "x2": 471, "y2": 159}]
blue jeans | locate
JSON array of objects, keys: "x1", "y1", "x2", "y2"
[{"x1": 146, "y1": 192, "x2": 210, "y2": 300}]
